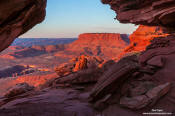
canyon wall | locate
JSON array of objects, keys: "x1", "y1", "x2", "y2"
[
  {"x1": 0, "y1": 0, "x2": 46, "y2": 52},
  {"x1": 73, "y1": 33, "x2": 129, "y2": 47},
  {"x1": 66, "y1": 33, "x2": 129, "y2": 59},
  {"x1": 124, "y1": 25, "x2": 169, "y2": 52}
]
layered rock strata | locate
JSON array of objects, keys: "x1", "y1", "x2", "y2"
[
  {"x1": 65, "y1": 33, "x2": 129, "y2": 59},
  {"x1": 125, "y1": 25, "x2": 169, "y2": 52}
]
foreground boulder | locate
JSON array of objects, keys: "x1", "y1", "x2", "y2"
[
  {"x1": 55, "y1": 55, "x2": 104, "y2": 77},
  {"x1": 120, "y1": 82, "x2": 171, "y2": 110},
  {"x1": 0, "y1": 88, "x2": 95, "y2": 116},
  {"x1": 90, "y1": 55, "x2": 139, "y2": 102},
  {"x1": 52, "y1": 55, "x2": 106, "y2": 86},
  {"x1": 0, "y1": 0, "x2": 46, "y2": 52}
]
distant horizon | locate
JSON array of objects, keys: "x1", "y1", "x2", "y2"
[
  {"x1": 19, "y1": 32, "x2": 130, "y2": 39},
  {"x1": 18, "y1": 37, "x2": 78, "y2": 39},
  {"x1": 20, "y1": 0, "x2": 137, "y2": 38}
]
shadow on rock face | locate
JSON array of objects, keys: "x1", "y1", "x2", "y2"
[{"x1": 0, "y1": 0, "x2": 46, "y2": 52}]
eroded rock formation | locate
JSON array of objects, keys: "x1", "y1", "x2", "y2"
[
  {"x1": 117, "y1": 25, "x2": 169, "y2": 59},
  {"x1": 73, "y1": 33, "x2": 129, "y2": 48},
  {"x1": 125, "y1": 25, "x2": 169, "y2": 52},
  {"x1": 54, "y1": 55, "x2": 105, "y2": 85},
  {"x1": 0, "y1": 0, "x2": 46, "y2": 52},
  {"x1": 64, "y1": 33, "x2": 129, "y2": 59}
]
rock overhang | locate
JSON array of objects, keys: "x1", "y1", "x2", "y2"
[
  {"x1": 101, "y1": 0, "x2": 175, "y2": 28},
  {"x1": 0, "y1": 0, "x2": 47, "y2": 52}
]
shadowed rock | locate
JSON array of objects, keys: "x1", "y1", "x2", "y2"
[
  {"x1": 54, "y1": 68, "x2": 103, "y2": 85},
  {"x1": 0, "y1": 0, "x2": 46, "y2": 52},
  {"x1": 4, "y1": 83, "x2": 34, "y2": 98},
  {"x1": 102, "y1": 0, "x2": 175, "y2": 28},
  {"x1": 90, "y1": 55, "x2": 139, "y2": 102},
  {"x1": 120, "y1": 82, "x2": 171, "y2": 110}
]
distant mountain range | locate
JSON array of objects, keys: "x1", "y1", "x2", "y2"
[{"x1": 12, "y1": 38, "x2": 77, "y2": 47}]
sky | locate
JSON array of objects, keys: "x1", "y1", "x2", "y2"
[{"x1": 20, "y1": 0, "x2": 137, "y2": 38}]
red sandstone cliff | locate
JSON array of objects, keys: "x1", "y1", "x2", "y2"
[
  {"x1": 63, "y1": 33, "x2": 129, "y2": 59},
  {"x1": 116, "y1": 25, "x2": 169, "y2": 59},
  {"x1": 71, "y1": 33, "x2": 129, "y2": 48},
  {"x1": 125, "y1": 25, "x2": 169, "y2": 52},
  {"x1": 1, "y1": 33, "x2": 129, "y2": 60}
]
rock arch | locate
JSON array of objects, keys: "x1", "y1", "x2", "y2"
[{"x1": 1, "y1": 0, "x2": 175, "y2": 53}]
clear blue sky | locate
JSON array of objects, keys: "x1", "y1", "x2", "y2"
[{"x1": 21, "y1": 0, "x2": 137, "y2": 38}]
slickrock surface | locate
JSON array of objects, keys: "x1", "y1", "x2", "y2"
[
  {"x1": 0, "y1": 88, "x2": 95, "y2": 116},
  {"x1": 120, "y1": 82, "x2": 171, "y2": 110},
  {"x1": 0, "y1": 0, "x2": 46, "y2": 52}
]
